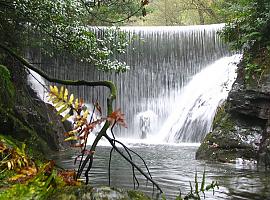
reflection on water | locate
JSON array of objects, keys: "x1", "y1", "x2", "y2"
[{"x1": 51, "y1": 143, "x2": 270, "y2": 200}]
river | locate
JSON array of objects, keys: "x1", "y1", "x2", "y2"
[{"x1": 52, "y1": 141, "x2": 270, "y2": 200}]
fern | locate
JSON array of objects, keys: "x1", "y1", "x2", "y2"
[
  {"x1": 49, "y1": 85, "x2": 127, "y2": 150},
  {"x1": 49, "y1": 86, "x2": 115, "y2": 152},
  {"x1": 48, "y1": 85, "x2": 76, "y2": 122}
]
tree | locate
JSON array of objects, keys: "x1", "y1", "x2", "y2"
[
  {"x1": 0, "y1": 0, "x2": 147, "y2": 72},
  {"x1": 85, "y1": 0, "x2": 145, "y2": 25},
  {"x1": 216, "y1": 0, "x2": 270, "y2": 80},
  {"x1": 129, "y1": 0, "x2": 218, "y2": 25}
]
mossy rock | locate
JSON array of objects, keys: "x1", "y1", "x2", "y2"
[
  {"x1": 197, "y1": 106, "x2": 260, "y2": 162},
  {"x1": 0, "y1": 107, "x2": 50, "y2": 159},
  {"x1": 50, "y1": 186, "x2": 151, "y2": 200},
  {"x1": 0, "y1": 65, "x2": 15, "y2": 108}
]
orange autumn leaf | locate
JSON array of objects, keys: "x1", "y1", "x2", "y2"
[
  {"x1": 58, "y1": 170, "x2": 81, "y2": 186},
  {"x1": 107, "y1": 109, "x2": 127, "y2": 128}
]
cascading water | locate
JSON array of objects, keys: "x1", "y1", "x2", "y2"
[
  {"x1": 27, "y1": 24, "x2": 233, "y2": 143},
  {"x1": 156, "y1": 55, "x2": 240, "y2": 143}
]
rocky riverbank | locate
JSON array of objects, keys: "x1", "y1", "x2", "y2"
[{"x1": 196, "y1": 55, "x2": 270, "y2": 166}]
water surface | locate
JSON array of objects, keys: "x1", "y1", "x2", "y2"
[{"x1": 52, "y1": 142, "x2": 270, "y2": 200}]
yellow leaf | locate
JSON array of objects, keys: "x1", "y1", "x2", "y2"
[
  {"x1": 55, "y1": 101, "x2": 65, "y2": 108},
  {"x1": 66, "y1": 130, "x2": 78, "y2": 135},
  {"x1": 23, "y1": 158, "x2": 28, "y2": 166},
  {"x1": 64, "y1": 88, "x2": 68, "y2": 101},
  {"x1": 47, "y1": 95, "x2": 56, "y2": 102},
  {"x1": 52, "y1": 98, "x2": 60, "y2": 104},
  {"x1": 59, "y1": 86, "x2": 64, "y2": 99},
  {"x1": 10, "y1": 160, "x2": 14, "y2": 168},
  {"x1": 7, "y1": 161, "x2": 12, "y2": 170},
  {"x1": 69, "y1": 94, "x2": 74, "y2": 105},
  {"x1": 8, "y1": 174, "x2": 26, "y2": 182},
  {"x1": 83, "y1": 110, "x2": 89, "y2": 119},
  {"x1": 53, "y1": 86, "x2": 59, "y2": 95},
  {"x1": 74, "y1": 98, "x2": 79, "y2": 110}
]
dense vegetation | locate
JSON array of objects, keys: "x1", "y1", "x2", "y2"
[
  {"x1": 216, "y1": 0, "x2": 270, "y2": 81},
  {"x1": 0, "y1": 0, "x2": 147, "y2": 72},
  {"x1": 130, "y1": 0, "x2": 219, "y2": 25}
]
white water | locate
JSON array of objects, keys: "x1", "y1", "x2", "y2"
[
  {"x1": 156, "y1": 54, "x2": 241, "y2": 143},
  {"x1": 27, "y1": 69, "x2": 49, "y2": 103}
]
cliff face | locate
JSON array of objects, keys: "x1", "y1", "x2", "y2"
[
  {"x1": 0, "y1": 63, "x2": 70, "y2": 157},
  {"x1": 196, "y1": 59, "x2": 270, "y2": 165}
]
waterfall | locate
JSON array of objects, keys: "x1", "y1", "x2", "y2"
[
  {"x1": 27, "y1": 24, "x2": 232, "y2": 143},
  {"x1": 156, "y1": 55, "x2": 240, "y2": 143}
]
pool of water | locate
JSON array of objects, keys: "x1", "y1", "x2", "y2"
[{"x1": 51, "y1": 141, "x2": 270, "y2": 200}]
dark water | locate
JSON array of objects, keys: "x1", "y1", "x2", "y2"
[{"x1": 51, "y1": 142, "x2": 270, "y2": 200}]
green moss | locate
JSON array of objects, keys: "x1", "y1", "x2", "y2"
[
  {"x1": 127, "y1": 190, "x2": 151, "y2": 200},
  {"x1": 244, "y1": 48, "x2": 270, "y2": 87},
  {"x1": 212, "y1": 103, "x2": 235, "y2": 132},
  {"x1": 212, "y1": 104, "x2": 225, "y2": 129},
  {"x1": 0, "y1": 65, "x2": 15, "y2": 108},
  {"x1": 0, "y1": 106, "x2": 50, "y2": 160},
  {"x1": 50, "y1": 186, "x2": 152, "y2": 200}
]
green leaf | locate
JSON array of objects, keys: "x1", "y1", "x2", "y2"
[
  {"x1": 55, "y1": 101, "x2": 65, "y2": 108},
  {"x1": 62, "y1": 113, "x2": 71, "y2": 122},
  {"x1": 189, "y1": 181, "x2": 193, "y2": 194},
  {"x1": 200, "y1": 169, "x2": 206, "y2": 192},
  {"x1": 64, "y1": 136, "x2": 78, "y2": 141},
  {"x1": 195, "y1": 171, "x2": 199, "y2": 194},
  {"x1": 57, "y1": 104, "x2": 69, "y2": 115}
]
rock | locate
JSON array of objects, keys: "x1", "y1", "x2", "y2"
[
  {"x1": 196, "y1": 59, "x2": 270, "y2": 165},
  {"x1": 0, "y1": 64, "x2": 71, "y2": 158},
  {"x1": 50, "y1": 186, "x2": 151, "y2": 200},
  {"x1": 0, "y1": 65, "x2": 15, "y2": 108}
]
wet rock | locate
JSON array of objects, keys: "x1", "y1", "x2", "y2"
[
  {"x1": 197, "y1": 60, "x2": 270, "y2": 165},
  {"x1": 51, "y1": 186, "x2": 151, "y2": 200},
  {"x1": 0, "y1": 65, "x2": 15, "y2": 108},
  {"x1": 0, "y1": 64, "x2": 71, "y2": 158}
]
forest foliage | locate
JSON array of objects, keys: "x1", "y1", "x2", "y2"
[
  {"x1": 217, "y1": 0, "x2": 270, "y2": 81},
  {"x1": 0, "y1": 0, "x2": 147, "y2": 72}
]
